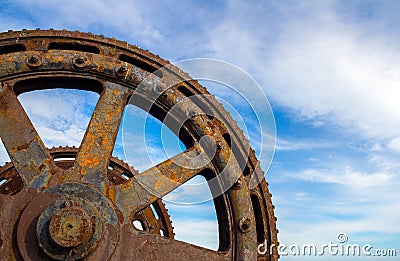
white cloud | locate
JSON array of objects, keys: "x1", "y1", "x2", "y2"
[
  {"x1": 172, "y1": 219, "x2": 218, "y2": 250},
  {"x1": 272, "y1": 161, "x2": 400, "y2": 253},
  {"x1": 264, "y1": 27, "x2": 400, "y2": 140},
  {"x1": 163, "y1": 175, "x2": 214, "y2": 204},
  {"x1": 9, "y1": 0, "x2": 166, "y2": 48},
  {"x1": 387, "y1": 137, "x2": 400, "y2": 153},
  {"x1": 202, "y1": 1, "x2": 400, "y2": 143},
  {"x1": 275, "y1": 136, "x2": 337, "y2": 152},
  {"x1": 164, "y1": 200, "x2": 219, "y2": 250},
  {"x1": 18, "y1": 89, "x2": 98, "y2": 147},
  {"x1": 35, "y1": 125, "x2": 85, "y2": 147},
  {"x1": 290, "y1": 167, "x2": 393, "y2": 191}
]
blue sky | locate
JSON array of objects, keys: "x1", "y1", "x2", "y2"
[{"x1": 1, "y1": 0, "x2": 400, "y2": 259}]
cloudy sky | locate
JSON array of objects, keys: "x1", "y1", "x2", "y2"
[{"x1": 1, "y1": 0, "x2": 400, "y2": 259}]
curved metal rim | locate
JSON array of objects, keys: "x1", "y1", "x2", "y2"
[{"x1": 0, "y1": 29, "x2": 279, "y2": 260}]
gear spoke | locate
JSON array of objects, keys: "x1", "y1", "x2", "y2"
[
  {"x1": 0, "y1": 85, "x2": 52, "y2": 188},
  {"x1": 72, "y1": 82, "x2": 131, "y2": 185},
  {"x1": 116, "y1": 143, "x2": 211, "y2": 221}
]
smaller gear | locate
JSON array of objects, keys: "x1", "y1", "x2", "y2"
[{"x1": 0, "y1": 146, "x2": 174, "y2": 238}]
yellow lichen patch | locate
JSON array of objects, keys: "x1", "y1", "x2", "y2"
[
  {"x1": 153, "y1": 178, "x2": 163, "y2": 192},
  {"x1": 119, "y1": 180, "x2": 133, "y2": 190},
  {"x1": 45, "y1": 51, "x2": 65, "y2": 63},
  {"x1": 166, "y1": 167, "x2": 180, "y2": 183},
  {"x1": 152, "y1": 175, "x2": 178, "y2": 195},
  {"x1": 104, "y1": 185, "x2": 117, "y2": 204}
]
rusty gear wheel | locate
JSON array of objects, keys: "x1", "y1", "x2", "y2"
[{"x1": 0, "y1": 29, "x2": 278, "y2": 260}]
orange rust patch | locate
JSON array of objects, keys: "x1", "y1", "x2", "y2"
[
  {"x1": 104, "y1": 186, "x2": 117, "y2": 204},
  {"x1": 167, "y1": 167, "x2": 180, "y2": 183},
  {"x1": 120, "y1": 180, "x2": 133, "y2": 190}
]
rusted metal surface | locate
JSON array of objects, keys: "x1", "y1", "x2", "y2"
[
  {"x1": 48, "y1": 200, "x2": 94, "y2": 248},
  {"x1": 0, "y1": 85, "x2": 52, "y2": 191},
  {"x1": 38, "y1": 196, "x2": 102, "y2": 259},
  {"x1": 0, "y1": 29, "x2": 278, "y2": 260},
  {"x1": 0, "y1": 146, "x2": 174, "y2": 238},
  {"x1": 17, "y1": 182, "x2": 119, "y2": 261}
]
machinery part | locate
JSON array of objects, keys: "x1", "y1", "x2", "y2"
[
  {"x1": 0, "y1": 146, "x2": 174, "y2": 240},
  {"x1": 0, "y1": 29, "x2": 278, "y2": 260}
]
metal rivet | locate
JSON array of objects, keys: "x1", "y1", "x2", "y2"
[
  {"x1": 216, "y1": 141, "x2": 222, "y2": 151},
  {"x1": 117, "y1": 65, "x2": 127, "y2": 74},
  {"x1": 26, "y1": 54, "x2": 42, "y2": 67},
  {"x1": 76, "y1": 56, "x2": 86, "y2": 64},
  {"x1": 115, "y1": 65, "x2": 128, "y2": 77},
  {"x1": 239, "y1": 217, "x2": 251, "y2": 233},
  {"x1": 232, "y1": 179, "x2": 243, "y2": 190},
  {"x1": 188, "y1": 111, "x2": 197, "y2": 117},
  {"x1": 29, "y1": 55, "x2": 38, "y2": 63},
  {"x1": 72, "y1": 55, "x2": 88, "y2": 68}
]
